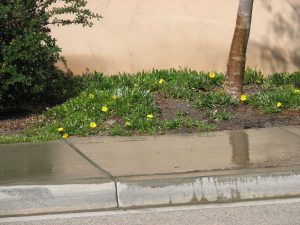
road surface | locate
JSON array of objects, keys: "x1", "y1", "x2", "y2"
[{"x1": 1, "y1": 198, "x2": 300, "y2": 225}]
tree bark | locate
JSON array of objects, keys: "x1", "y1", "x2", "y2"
[{"x1": 224, "y1": 0, "x2": 254, "y2": 98}]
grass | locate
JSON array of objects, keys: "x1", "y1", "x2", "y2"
[{"x1": 0, "y1": 68, "x2": 299, "y2": 144}]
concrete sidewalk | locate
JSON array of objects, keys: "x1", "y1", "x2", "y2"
[{"x1": 1, "y1": 126, "x2": 300, "y2": 217}]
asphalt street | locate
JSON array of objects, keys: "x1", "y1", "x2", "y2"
[{"x1": 1, "y1": 198, "x2": 300, "y2": 225}]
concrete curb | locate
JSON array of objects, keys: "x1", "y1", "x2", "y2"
[
  {"x1": 0, "y1": 182, "x2": 117, "y2": 217},
  {"x1": 2, "y1": 169, "x2": 300, "y2": 217},
  {"x1": 116, "y1": 170, "x2": 300, "y2": 208}
]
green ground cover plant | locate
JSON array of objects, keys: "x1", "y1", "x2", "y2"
[{"x1": 0, "y1": 68, "x2": 299, "y2": 144}]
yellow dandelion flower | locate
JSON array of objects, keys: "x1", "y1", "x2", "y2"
[
  {"x1": 101, "y1": 106, "x2": 108, "y2": 112},
  {"x1": 112, "y1": 95, "x2": 117, "y2": 100},
  {"x1": 89, "y1": 122, "x2": 97, "y2": 128},
  {"x1": 293, "y1": 89, "x2": 300, "y2": 94},
  {"x1": 276, "y1": 102, "x2": 282, "y2": 107},
  {"x1": 209, "y1": 72, "x2": 216, "y2": 78},
  {"x1": 158, "y1": 79, "x2": 165, "y2": 84},
  {"x1": 88, "y1": 93, "x2": 95, "y2": 99},
  {"x1": 62, "y1": 133, "x2": 69, "y2": 139},
  {"x1": 125, "y1": 121, "x2": 132, "y2": 126},
  {"x1": 57, "y1": 127, "x2": 64, "y2": 132},
  {"x1": 240, "y1": 94, "x2": 247, "y2": 102},
  {"x1": 146, "y1": 114, "x2": 154, "y2": 119}
]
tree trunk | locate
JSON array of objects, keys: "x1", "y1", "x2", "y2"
[{"x1": 224, "y1": 0, "x2": 254, "y2": 98}]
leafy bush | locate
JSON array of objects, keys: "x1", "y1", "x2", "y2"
[{"x1": 0, "y1": 0, "x2": 101, "y2": 110}]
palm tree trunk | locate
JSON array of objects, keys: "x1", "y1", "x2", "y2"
[{"x1": 224, "y1": 0, "x2": 254, "y2": 98}]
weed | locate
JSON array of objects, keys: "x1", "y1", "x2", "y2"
[
  {"x1": 207, "y1": 109, "x2": 235, "y2": 121},
  {"x1": 1, "y1": 68, "x2": 300, "y2": 144},
  {"x1": 244, "y1": 67, "x2": 264, "y2": 85},
  {"x1": 162, "y1": 116, "x2": 216, "y2": 131},
  {"x1": 249, "y1": 85, "x2": 300, "y2": 113},
  {"x1": 194, "y1": 92, "x2": 238, "y2": 109}
]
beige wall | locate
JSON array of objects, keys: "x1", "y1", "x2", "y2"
[{"x1": 51, "y1": 0, "x2": 300, "y2": 75}]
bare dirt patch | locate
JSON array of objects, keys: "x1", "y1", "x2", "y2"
[
  {"x1": 0, "y1": 111, "x2": 42, "y2": 136},
  {"x1": 155, "y1": 94, "x2": 300, "y2": 131}
]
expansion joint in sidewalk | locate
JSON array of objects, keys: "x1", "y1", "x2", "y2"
[
  {"x1": 66, "y1": 141, "x2": 120, "y2": 208},
  {"x1": 279, "y1": 127, "x2": 300, "y2": 137}
]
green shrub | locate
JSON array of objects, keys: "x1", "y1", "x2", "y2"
[{"x1": 0, "y1": 0, "x2": 101, "y2": 110}]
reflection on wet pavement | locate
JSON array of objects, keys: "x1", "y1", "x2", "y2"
[
  {"x1": 230, "y1": 131, "x2": 250, "y2": 167},
  {"x1": 0, "y1": 141, "x2": 109, "y2": 185}
]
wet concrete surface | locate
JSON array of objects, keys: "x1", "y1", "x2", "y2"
[
  {"x1": 71, "y1": 127, "x2": 300, "y2": 177},
  {"x1": 0, "y1": 141, "x2": 110, "y2": 185},
  {"x1": 1, "y1": 126, "x2": 300, "y2": 216}
]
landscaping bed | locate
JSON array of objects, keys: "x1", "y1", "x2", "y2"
[{"x1": 0, "y1": 68, "x2": 299, "y2": 144}]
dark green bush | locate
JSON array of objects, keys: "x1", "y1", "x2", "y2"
[{"x1": 0, "y1": 0, "x2": 101, "y2": 111}]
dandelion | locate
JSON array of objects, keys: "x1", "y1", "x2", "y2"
[
  {"x1": 88, "y1": 93, "x2": 95, "y2": 99},
  {"x1": 101, "y1": 106, "x2": 108, "y2": 112},
  {"x1": 57, "y1": 127, "x2": 64, "y2": 132},
  {"x1": 276, "y1": 102, "x2": 282, "y2": 107},
  {"x1": 112, "y1": 95, "x2": 117, "y2": 100},
  {"x1": 89, "y1": 122, "x2": 97, "y2": 128},
  {"x1": 293, "y1": 89, "x2": 300, "y2": 94},
  {"x1": 125, "y1": 121, "x2": 132, "y2": 126},
  {"x1": 209, "y1": 72, "x2": 216, "y2": 79},
  {"x1": 240, "y1": 94, "x2": 247, "y2": 102},
  {"x1": 158, "y1": 79, "x2": 165, "y2": 84},
  {"x1": 147, "y1": 114, "x2": 154, "y2": 119},
  {"x1": 62, "y1": 133, "x2": 69, "y2": 139}
]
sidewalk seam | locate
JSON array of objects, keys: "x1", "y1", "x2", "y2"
[
  {"x1": 66, "y1": 141, "x2": 120, "y2": 208},
  {"x1": 279, "y1": 127, "x2": 300, "y2": 137},
  {"x1": 66, "y1": 141, "x2": 114, "y2": 179}
]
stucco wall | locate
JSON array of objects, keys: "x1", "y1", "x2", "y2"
[{"x1": 51, "y1": 0, "x2": 300, "y2": 75}]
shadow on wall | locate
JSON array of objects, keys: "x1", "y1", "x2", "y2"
[
  {"x1": 249, "y1": 1, "x2": 300, "y2": 73},
  {"x1": 57, "y1": 54, "x2": 113, "y2": 75}
]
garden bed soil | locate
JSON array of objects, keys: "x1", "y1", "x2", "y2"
[
  {"x1": 0, "y1": 111, "x2": 43, "y2": 136},
  {"x1": 155, "y1": 94, "x2": 300, "y2": 132},
  {"x1": 1, "y1": 95, "x2": 299, "y2": 136}
]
